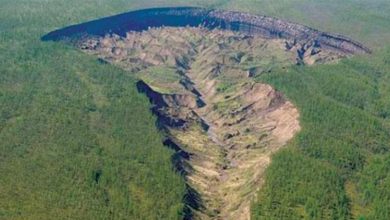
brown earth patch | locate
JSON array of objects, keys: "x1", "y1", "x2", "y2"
[{"x1": 79, "y1": 27, "x2": 305, "y2": 219}]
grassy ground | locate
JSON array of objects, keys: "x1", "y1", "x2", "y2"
[
  {"x1": 1, "y1": 0, "x2": 390, "y2": 219},
  {"x1": 0, "y1": 1, "x2": 194, "y2": 219},
  {"x1": 221, "y1": 0, "x2": 390, "y2": 49},
  {"x1": 252, "y1": 49, "x2": 390, "y2": 220}
]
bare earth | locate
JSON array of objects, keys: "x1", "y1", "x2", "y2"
[{"x1": 77, "y1": 27, "x2": 348, "y2": 219}]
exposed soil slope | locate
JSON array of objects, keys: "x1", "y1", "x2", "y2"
[{"x1": 78, "y1": 27, "x2": 305, "y2": 219}]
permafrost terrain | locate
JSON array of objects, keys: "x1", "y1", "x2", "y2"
[{"x1": 43, "y1": 7, "x2": 370, "y2": 220}]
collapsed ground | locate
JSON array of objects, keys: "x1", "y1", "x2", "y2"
[
  {"x1": 1, "y1": 1, "x2": 389, "y2": 220},
  {"x1": 77, "y1": 26, "x2": 358, "y2": 219}
]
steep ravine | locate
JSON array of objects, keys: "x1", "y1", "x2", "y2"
[
  {"x1": 42, "y1": 7, "x2": 370, "y2": 220},
  {"x1": 137, "y1": 71, "x2": 300, "y2": 219},
  {"x1": 78, "y1": 27, "x2": 304, "y2": 219}
]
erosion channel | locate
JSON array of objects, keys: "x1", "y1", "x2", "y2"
[{"x1": 43, "y1": 7, "x2": 370, "y2": 220}]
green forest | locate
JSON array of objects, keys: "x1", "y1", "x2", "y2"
[
  {"x1": 1, "y1": 0, "x2": 390, "y2": 219},
  {"x1": 252, "y1": 49, "x2": 390, "y2": 220}
]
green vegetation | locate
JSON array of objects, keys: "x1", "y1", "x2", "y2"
[
  {"x1": 223, "y1": 0, "x2": 390, "y2": 49},
  {"x1": 0, "y1": 1, "x2": 193, "y2": 219},
  {"x1": 221, "y1": 1, "x2": 390, "y2": 219},
  {"x1": 0, "y1": 38, "x2": 186, "y2": 220},
  {"x1": 136, "y1": 66, "x2": 184, "y2": 94},
  {"x1": 1, "y1": 0, "x2": 390, "y2": 219},
  {"x1": 252, "y1": 50, "x2": 390, "y2": 219}
]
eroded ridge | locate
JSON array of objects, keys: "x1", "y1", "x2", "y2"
[{"x1": 77, "y1": 27, "x2": 304, "y2": 219}]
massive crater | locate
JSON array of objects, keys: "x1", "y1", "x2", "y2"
[{"x1": 43, "y1": 7, "x2": 370, "y2": 220}]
